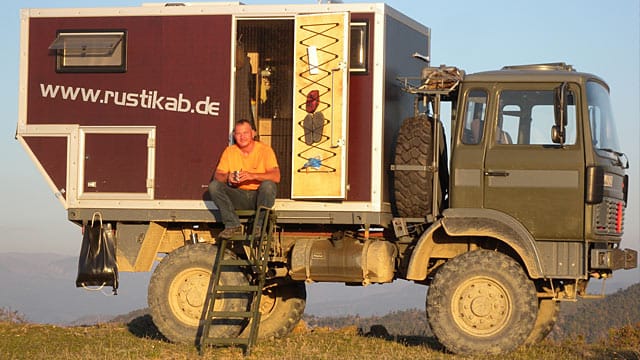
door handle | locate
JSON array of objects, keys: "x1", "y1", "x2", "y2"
[{"x1": 484, "y1": 171, "x2": 510, "y2": 177}]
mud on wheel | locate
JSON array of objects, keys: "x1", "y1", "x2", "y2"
[
  {"x1": 524, "y1": 298, "x2": 560, "y2": 345},
  {"x1": 148, "y1": 243, "x2": 249, "y2": 344},
  {"x1": 426, "y1": 250, "x2": 538, "y2": 355},
  {"x1": 241, "y1": 282, "x2": 307, "y2": 339}
]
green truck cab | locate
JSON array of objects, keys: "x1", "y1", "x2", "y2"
[
  {"x1": 451, "y1": 63, "x2": 632, "y2": 277},
  {"x1": 396, "y1": 63, "x2": 636, "y2": 353}
]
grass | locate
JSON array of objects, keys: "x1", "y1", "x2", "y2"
[{"x1": 0, "y1": 314, "x2": 638, "y2": 360}]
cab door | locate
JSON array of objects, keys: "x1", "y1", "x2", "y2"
[
  {"x1": 482, "y1": 85, "x2": 585, "y2": 241},
  {"x1": 291, "y1": 13, "x2": 349, "y2": 199}
]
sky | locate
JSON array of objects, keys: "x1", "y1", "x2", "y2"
[{"x1": 1, "y1": 0, "x2": 638, "y2": 286}]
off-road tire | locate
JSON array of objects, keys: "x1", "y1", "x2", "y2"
[
  {"x1": 241, "y1": 282, "x2": 307, "y2": 339},
  {"x1": 524, "y1": 298, "x2": 560, "y2": 345},
  {"x1": 148, "y1": 243, "x2": 249, "y2": 344},
  {"x1": 426, "y1": 250, "x2": 538, "y2": 355},
  {"x1": 394, "y1": 115, "x2": 433, "y2": 218}
]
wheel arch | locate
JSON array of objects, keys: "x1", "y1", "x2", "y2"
[{"x1": 406, "y1": 208, "x2": 545, "y2": 280}]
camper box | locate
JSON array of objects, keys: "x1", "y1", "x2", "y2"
[{"x1": 17, "y1": 2, "x2": 429, "y2": 234}]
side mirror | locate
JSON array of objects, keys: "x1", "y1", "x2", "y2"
[{"x1": 553, "y1": 82, "x2": 569, "y2": 144}]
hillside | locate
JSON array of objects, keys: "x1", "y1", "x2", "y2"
[
  {"x1": 553, "y1": 282, "x2": 640, "y2": 342},
  {"x1": 0, "y1": 252, "x2": 428, "y2": 324},
  {"x1": 0, "y1": 252, "x2": 151, "y2": 324},
  {"x1": 305, "y1": 308, "x2": 432, "y2": 337},
  {"x1": 1, "y1": 252, "x2": 637, "y2": 326}
]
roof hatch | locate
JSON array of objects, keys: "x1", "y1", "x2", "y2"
[{"x1": 502, "y1": 63, "x2": 575, "y2": 72}]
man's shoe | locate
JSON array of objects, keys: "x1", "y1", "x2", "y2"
[{"x1": 218, "y1": 226, "x2": 243, "y2": 240}]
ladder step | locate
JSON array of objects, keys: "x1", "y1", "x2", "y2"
[
  {"x1": 208, "y1": 310, "x2": 253, "y2": 318},
  {"x1": 214, "y1": 285, "x2": 261, "y2": 292}
]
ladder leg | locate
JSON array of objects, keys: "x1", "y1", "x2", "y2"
[{"x1": 198, "y1": 238, "x2": 228, "y2": 355}]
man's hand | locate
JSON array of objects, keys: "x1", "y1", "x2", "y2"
[
  {"x1": 233, "y1": 169, "x2": 278, "y2": 184},
  {"x1": 215, "y1": 167, "x2": 280, "y2": 187}
]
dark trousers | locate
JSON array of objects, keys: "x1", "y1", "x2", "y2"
[{"x1": 208, "y1": 180, "x2": 277, "y2": 228}]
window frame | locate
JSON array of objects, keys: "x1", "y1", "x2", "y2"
[
  {"x1": 49, "y1": 29, "x2": 127, "y2": 73},
  {"x1": 495, "y1": 88, "x2": 578, "y2": 146},
  {"x1": 461, "y1": 88, "x2": 488, "y2": 145},
  {"x1": 349, "y1": 21, "x2": 369, "y2": 74}
]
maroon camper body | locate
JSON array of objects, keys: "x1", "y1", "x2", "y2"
[{"x1": 18, "y1": 3, "x2": 428, "y2": 226}]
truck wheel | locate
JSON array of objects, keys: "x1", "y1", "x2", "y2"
[
  {"x1": 426, "y1": 250, "x2": 537, "y2": 355},
  {"x1": 524, "y1": 298, "x2": 559, "y2": 344},
  {"x1": 241, "y1": 282, "x2": 307, "y2": 339},
  {"x1": 148, "y1": 243, "x2": 249, "y2": 344},
  {"x1": 394, "y1": 115, "x2": 433, "y2": 218}
]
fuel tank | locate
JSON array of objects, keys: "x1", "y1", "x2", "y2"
[{"x1": 289, "y1": 233, "x2": 397, "y2": 284}]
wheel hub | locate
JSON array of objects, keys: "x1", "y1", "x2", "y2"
[
  {"x1": 452, "y1": 276, "x2": 511, "y2": 336},
  {"x1": 169, "y1": 268, "x2": 210, "y2": 327}
]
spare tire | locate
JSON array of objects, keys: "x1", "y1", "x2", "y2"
[{"x1": 393, "y1": 115, "x2": 433, "y2": 218}]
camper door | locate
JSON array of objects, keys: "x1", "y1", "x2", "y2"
[{"x1": 292, "y1": 12, "x2": 349, "y2": 199}]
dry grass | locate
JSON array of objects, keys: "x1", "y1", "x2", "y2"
[{"x1": 0, "y1": 313, "x2": 638, "y2": 360}]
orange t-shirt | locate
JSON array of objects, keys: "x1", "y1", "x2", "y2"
[{"x1": 216, "y1": 141, "x2": 279, "y2": 191}]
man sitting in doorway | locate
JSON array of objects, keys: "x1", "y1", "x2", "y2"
[{"x1": 208, "y1": 119, "x2": 280, "y2": 239}]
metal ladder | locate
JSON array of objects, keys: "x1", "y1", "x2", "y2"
[{"x1": 198, "y1": 207, "x2": 275, "y2": 356}]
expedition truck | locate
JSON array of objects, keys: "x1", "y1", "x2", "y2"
[{"x1": 16, "y1": 1, "x2": 637, "y2": 355}]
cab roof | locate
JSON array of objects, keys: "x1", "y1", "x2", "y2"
[{"x1": 464, "y1": 62, "x2": 609, "y2": 91}]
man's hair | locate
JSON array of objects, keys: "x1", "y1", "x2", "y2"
[{"x1": 235, "y1": 119, "x2": 255, "y2": 130}]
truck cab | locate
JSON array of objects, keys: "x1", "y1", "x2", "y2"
[
  {"x1": 397, "y1": 63, "x2": 636, "y2": 354},
  {"x1": 449, "y1": 63, "x2": 631, "y2": 280}
]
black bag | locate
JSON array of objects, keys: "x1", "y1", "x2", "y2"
[{"x1": 76, "y1": 212, "x2": 118, "y2": 294}]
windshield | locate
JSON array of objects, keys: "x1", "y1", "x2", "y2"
[{"x1": 587, "y1": 81, "x2": 622, "y2": 155}]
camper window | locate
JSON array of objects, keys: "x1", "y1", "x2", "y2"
[
  {"x1": 350, "y1": 22, "x2": 368, "y2": 73},
  {"x1": 49, "y1": 31, "x2": 126, "y2": 73}
]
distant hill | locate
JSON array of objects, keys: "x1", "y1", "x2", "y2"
[
  {"x1": 304, "y1": 282, "x2": 640, "y2": 343},
  {"x1": 0, "y1": 252, "x2": 151, "y2": 324},
  {"x1": 305, "y1": 308, "x2": 432, "y2": 337},
  {"x1": 0, "y1": 252, "x2": 427, "y2": 324},
  {"x1": 0, "y1": 251, "x2": 637, "y2": 333},
  {"x1": 553, "y1": 282, "x2": 640, "y2": 342}
]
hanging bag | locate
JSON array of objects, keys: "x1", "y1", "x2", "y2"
[{"x1": 76, "y1": 212, "x2": 119, "y2": 294}]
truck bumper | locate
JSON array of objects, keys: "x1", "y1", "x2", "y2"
[{"x1": 590, "y1": 248, "x2": 638, "y2": 270}]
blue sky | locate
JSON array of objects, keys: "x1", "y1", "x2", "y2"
[{"x1": 1, "y1": 0, "x2": 638, "y2": 283}]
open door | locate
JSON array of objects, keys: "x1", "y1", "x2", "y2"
[{"x1": 291, "y1": 13, "x2": 349, "y2": 199}]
